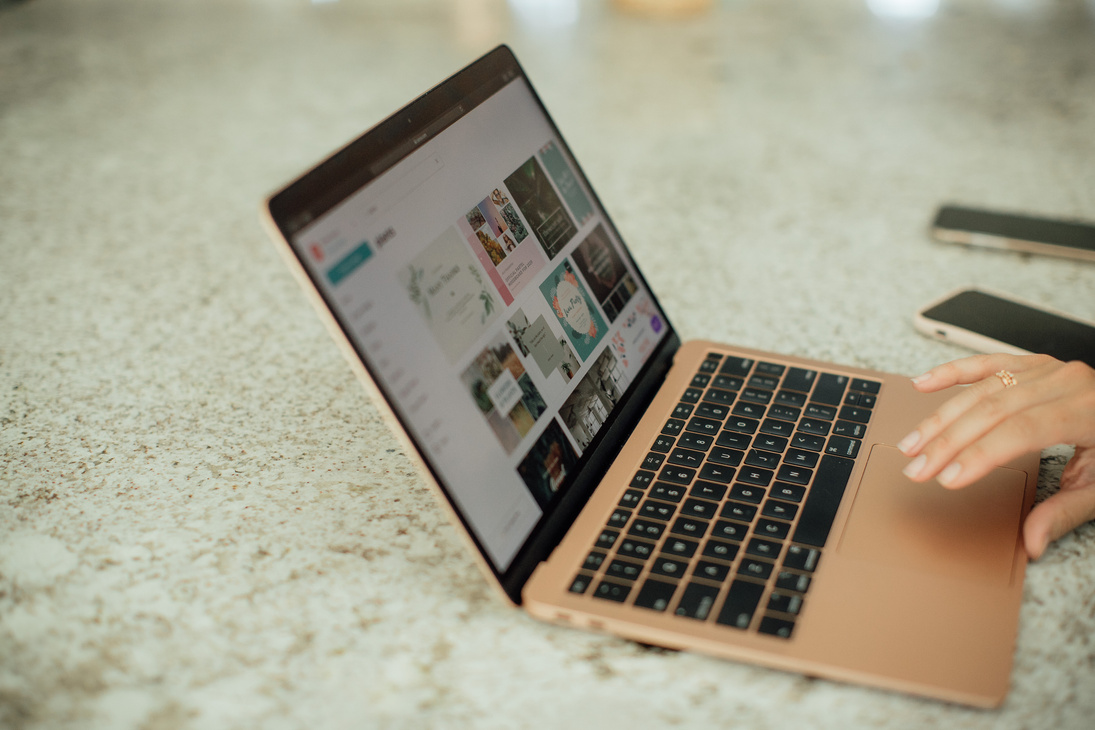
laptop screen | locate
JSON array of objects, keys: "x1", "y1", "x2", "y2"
[{"x1": 278, "y1": 52, "x2": 671, "y2": 575}]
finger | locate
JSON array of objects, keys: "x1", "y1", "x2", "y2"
[
  {"x1": 898, "y1": 356, "x2": 1064, "y2": 458},
  {"x1": 1023, "y1": 481, "x2": 1095, "y2": 559},
  {"x1": 1060, "y1": 446, "x2": 1095, "y2": 492},
  {"x1": 910, "y1": 353, "x2": 1058, "y2": 394},
  {"x1": 905, "y1": 397, "x2": 1080, "y2": 487}
]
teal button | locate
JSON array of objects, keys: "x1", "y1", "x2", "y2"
[{"x1": 327, "y1": 241, "x2": 372, "y2": 285}]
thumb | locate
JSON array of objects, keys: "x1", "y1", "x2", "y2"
[{"x1": 1023, "y1": 451, "x2": 1095, "y2": 560}]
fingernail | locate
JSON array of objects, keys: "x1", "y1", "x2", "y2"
[
  {"x1": 938, "y1": 462, "x2": 962, "y2": 487},
  {"x1": 903, "y1": 455, "x2": 927, "y2": 479},
  {"x1": 911, "y1": 372, "x2": 932, "y2": 385},
  {"x1": 896, "y1": 430, "x2": 920, "y2": 455}
]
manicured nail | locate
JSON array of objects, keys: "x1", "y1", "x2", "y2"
[
  {"x1": 896, "y1": 430, "x2": 920, "y2": 455},
  {"x1": 903, "y1": 455, "x2": 927, "y2": 479},
  {"x1": 938, "y1": 462, "x2": 962, "y2": 487},
  {"x1": 911, "y1": 372, "x2": 932, "y2": 385}
]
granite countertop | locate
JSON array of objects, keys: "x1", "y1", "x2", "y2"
[{"x1": 2, "y1": 0, "x2": 1094, "y2": 728}]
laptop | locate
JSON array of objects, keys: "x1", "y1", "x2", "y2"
[{"x1": 262, "y1": 45, "x2": 1037, "y2": 707}]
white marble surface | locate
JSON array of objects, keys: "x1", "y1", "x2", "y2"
[{"x1": 2, "y1": 0, "x2": 1095, "y2": 728}]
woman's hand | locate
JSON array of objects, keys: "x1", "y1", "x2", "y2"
[{"x1": 896, "y1": 353, "x2": 1095, "y2": 559}]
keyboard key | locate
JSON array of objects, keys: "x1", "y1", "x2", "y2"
[
  {"x1": 759, "y1": 419, "x2": 794, "y2": 438},
  {"x1": 662, "y1": 418, "x2": 685, "y2": 436},
  {"x1": 749, "y1": 375, "x2": 780, "y2": 390},
  {"x1": 776, "y1": 464, "x2": 812, "y2": 486},
  {"x1": 619, "y1": 489, "x2": 644, "y2": 508},
  {"x1": 700, "y1": 356, "x2": 723, "y2": 373},
  {"x1": 682, "y1": 497, "x2": 719, "y2": 520},
  {"x1": 672, "y1": 403, "x2": 694, "y2": 420},
  {"x1": 720, "y1": 501, "x2": 757, "y2": 523},
  {"x1": 741, "y1": 387, "x2": 773, "y2": 405},
  {"x1": 805, "y1": 403, "x2": 837, "y2": 421},
  {"x1": 659, "y1": 465, "x2": 696, "y2": 485},
  {"x1": 651, "y1": 556, "x2": 690, "y2": 579},
  {"x1": 634, "y1": 578, "x2": 677, "y2": 612},
  {"x1": 769, "y1": 404, "x2": 802, "y2": 422},
  {"x1": 775, "y1": 571, "x2": 812, "y2": 593},
  {"x1": 770, "y1": 482, "x2": 806, "y2": 503},
  {"x1": 725, "y1": 416, "x2": 760, "y2": 435},
  {"x1": 719, "y1": 356, "x2": 754, "y2": 377},
  {"x1": 676, "y1": 582, "x2": 720, "y2": 620},
  {"x1": 832, "y1": 420, "x2": 867, "y2": 439},
  {"x1": 797, "y1": 418, "x2": 831, "y2": 437},
  {"x1": 716, "y1": 431, "x2": 752, "y2": 450},
  {"x1": 838, "y1": 405, "x2": 872, "y2": 424},
  {"x1": 699, "y1": 462, "x2": 737, "y2": 484},
  {"x1": 716, "y1": 580, "x2": 765, "y2": 629},
  {"x1": 783, "y1": 545, "x2": 821, "y2": 572},
  {"x1": 596, "y1": 529, "x2": 619, "y2": 549},
  {"x1": 758, "y1": 616, "x2": 796, "y2": 639},
  {"x1": 811, "y1": 373, "x2": 848, "y2": 406},
  {"x1": 694, "y1": 560, "x2": 731, "y2": 583},
  {"x1": 593, "y1": 580, "x2": 631, "y2": 602},
  {"x1": 712, "y1": 375, "x2": 743, "y2": 391},
  {"x1": 791, "y1": 454, "x2": 855, "y2": 548},
  {"x1": 642, "y1": 452, "x2": 666, "y2": 470},
  {"x1": 631, "y1": 470, "x2": 655, "y2": 489},
  {"x1": 729, "y1": 483, "x2": 766, "y2": 504},
  {"x1": 704, "y1": 386, "x2": 737, "y2": 407},
  {"x1": 707, "y1": 447, "x2": 744, "y2": 467},
  {"x1": 711, "y1": 520, "x2": 749, "y2": 541},
  {"x1": 825, "y1": 435, "x2": 861, "y2": 459},
  {"x1": 850, "y1": 378, "x2": 881, "y2": 394},
  {"x1": 774, "y1": 390, "x2": 807, "y2": 408},
  {"x1": 617, "y1": 538, "x2": 655, "y2": 561},
  {"x1": 690, "y1": 481, "x2": 727, "y2": 501},
  {"x1": 686, "y1": 416, "x2": 722, "y2": 436},
  {"x1": 695, "y1": 402, "x2": 731, "y2": 420},
  {"x1": 783, "y1": 367, "x2": 817, "y2": 393},
  {"x1": 791, "y1": 433, "x2": 825, "y2": 452},
  {"x1": 670, "y1": 516, "x2": 710, "y2": 538},
  {"x1": 756, "y1": 518, "x2": 790, "y2": 540},
  {"x1": 668, "y1": 447, "x2": 705, "y2": 468},
  {"x1": 784, "y1": 448, "x2": 819, "y2": 469},
  {"x1": 753, "y1": 434, "x2": 788, "y2": 453},
  {"x1": 737, "y1": 467, "x2": 774, "y2": 487},
  {"x1": 678, "y1": 432, "x2": 714, "y2": 451},
  {"x1": 737, "y1": 558, "x2": 774, "y2": 580},
  {"x1": 745, "y1": 449, "x2": 780, "y2": 469},
  {"x1": 702, "y1": 538, "x2": 740, "y2": 561},
  {"x1": 606, "y1": 559, "x2": 643, "y2": 582},
  {"x1": 607, "y1": 508, "x2": 632, "y2": 528},
  {"x1": 628, "y1": 519, "x2": 665, "y2": 540},
  {"x1": 652, "y1": 434, "x2": 676, "y2": 453},
  {"x1": 681, "y1": 387, "x2": 704, "y2": 404},
  {"x1": 746, "y1": 537, "x2": 783, "y2": 560},
  {"x1": 767, "y1": 592, "x2": 803, "y2": 615},
  {"x1": 639, "y1": 500, "x2": 675, "y2": 521},
  {"x1": 664, "y1": 537, "x2": 699, "y2": 558},
  {"x1": 756, "y1": 362, "x2": 786, "y2": 377},
  {"x1": 570, "y1": 574, "x2": 594, "y2": 594},
  {"x1": 732, "y1": 401, "x2": 767, "y2": 420},
  {"x1": 583, "y1": 552, "x2": 607, "y2": 571},
  {"x1": 762, "y1": 499, "x2": 799, "y2": 520},
  {"x1": 691, "y1": 373, "x2": 711, "y2": 388},
  {"x1": 650, "y1": 483, "x2": 686, "y2": 502}
]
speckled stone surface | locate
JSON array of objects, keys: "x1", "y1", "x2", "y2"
[{"x1": 2, "y1": 0, "x2": 1094, "y2": 728}]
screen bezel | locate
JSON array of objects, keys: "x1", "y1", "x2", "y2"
[{"x1": 266, "y1": 45, "x2": 681, "y2": 603}]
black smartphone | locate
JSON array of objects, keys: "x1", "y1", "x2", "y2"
[
  {"x1": 931, "y1": 205, "x2": 1095, "y2": 263},
  {"x1": 915, "y1": 288, "x2": 1095, "y2": 369}
]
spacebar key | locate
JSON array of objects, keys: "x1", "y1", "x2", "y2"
[{"x1": 791, "y1": 454, "x2": 855, "y2": 548}]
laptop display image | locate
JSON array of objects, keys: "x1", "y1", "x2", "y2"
[{"x1": 262, "y1": 46, "x2": 1037, "y2": 708}]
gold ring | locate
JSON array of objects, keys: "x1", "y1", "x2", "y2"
[{"x1": 995, "y1": 370, "x2": 1017, "y2": 388}]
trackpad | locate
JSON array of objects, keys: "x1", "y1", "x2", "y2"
[{"x1": 837, "y1": 445, "x2": 1026, "y2": 587}]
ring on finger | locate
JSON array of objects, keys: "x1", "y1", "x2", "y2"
[{"x1": 995, "y1": 369, "x2": 1017, "y2": 388}]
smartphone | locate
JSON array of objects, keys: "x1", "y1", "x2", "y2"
[
  {"x1": 915, "y1": 288, "x2": 1095, "y2": 369},
  {"x1": 931, "y1": 205, "x2": 1095, "y2": 263}
]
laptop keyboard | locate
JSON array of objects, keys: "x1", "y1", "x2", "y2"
[{"x1": 567, "y1": 353, "x2": 880, "y2": 640}]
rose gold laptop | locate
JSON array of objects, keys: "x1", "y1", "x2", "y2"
[{"x1": 261, "y1": 46, "x2": 1037, "y2": 707}]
